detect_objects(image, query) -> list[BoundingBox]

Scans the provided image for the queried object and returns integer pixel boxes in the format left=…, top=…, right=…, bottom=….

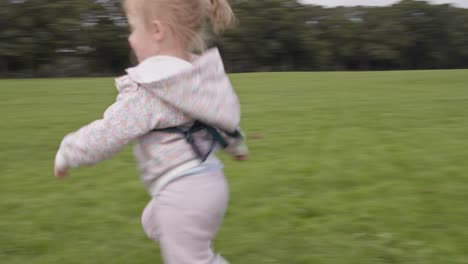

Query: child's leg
left=141, top=198, right=161, bottom=241
left=142, top=171, right=229, bottom=264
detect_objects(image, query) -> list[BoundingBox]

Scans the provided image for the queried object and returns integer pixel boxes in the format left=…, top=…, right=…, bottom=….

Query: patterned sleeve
left=54, top=84, right=158, bottom=171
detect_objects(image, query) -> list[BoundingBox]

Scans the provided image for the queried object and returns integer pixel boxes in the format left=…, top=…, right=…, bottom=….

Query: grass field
left=1, top=70, right=468, bottom=264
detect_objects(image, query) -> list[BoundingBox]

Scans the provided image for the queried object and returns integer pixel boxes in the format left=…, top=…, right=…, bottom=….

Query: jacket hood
left=125, top=48, right=240, bottom=132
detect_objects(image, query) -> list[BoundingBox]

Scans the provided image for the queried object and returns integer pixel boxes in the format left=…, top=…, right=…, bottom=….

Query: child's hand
left=54, top=163, right=69, bottom=179
left=235, top=154, right=248, bottom=161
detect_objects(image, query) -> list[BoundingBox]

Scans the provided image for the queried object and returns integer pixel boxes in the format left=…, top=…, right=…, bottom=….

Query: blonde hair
left=123, top=0, right=236, bottom=52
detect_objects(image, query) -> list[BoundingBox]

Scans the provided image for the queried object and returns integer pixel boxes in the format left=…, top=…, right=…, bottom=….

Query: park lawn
left=1, top=69, right=468, bottom=264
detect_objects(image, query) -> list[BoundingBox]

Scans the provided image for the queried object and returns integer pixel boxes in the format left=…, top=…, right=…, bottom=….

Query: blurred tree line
left=1, top=0, right=468, bottom=77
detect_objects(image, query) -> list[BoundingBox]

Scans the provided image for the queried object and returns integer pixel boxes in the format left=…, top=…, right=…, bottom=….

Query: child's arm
left=54, top=88, right=158, bottom=175
left=222, top=128, right=249, bottom=161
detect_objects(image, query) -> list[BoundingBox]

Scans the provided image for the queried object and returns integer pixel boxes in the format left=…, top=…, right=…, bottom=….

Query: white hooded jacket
left=55, top=48, right=248, bottom=196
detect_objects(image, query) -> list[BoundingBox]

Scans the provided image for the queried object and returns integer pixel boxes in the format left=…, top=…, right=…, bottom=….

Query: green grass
left=1, top=70, right=468, bottom=264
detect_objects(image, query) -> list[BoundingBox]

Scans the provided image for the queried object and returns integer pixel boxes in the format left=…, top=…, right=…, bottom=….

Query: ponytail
left=207, top=0, right=236, bottom=34
left=123, top=0, right=236, bottom=52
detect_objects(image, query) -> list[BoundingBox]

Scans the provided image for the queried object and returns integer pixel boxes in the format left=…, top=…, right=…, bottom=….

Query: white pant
left=142, top=171, right=229, bottom=264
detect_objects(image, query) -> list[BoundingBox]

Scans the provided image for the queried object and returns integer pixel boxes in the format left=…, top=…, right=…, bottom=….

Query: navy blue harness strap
left=151, top=121, right=240, bottom=162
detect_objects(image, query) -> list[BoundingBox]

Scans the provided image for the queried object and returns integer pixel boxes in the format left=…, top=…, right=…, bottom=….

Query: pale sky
left=300, top=0, right=468, bottom=8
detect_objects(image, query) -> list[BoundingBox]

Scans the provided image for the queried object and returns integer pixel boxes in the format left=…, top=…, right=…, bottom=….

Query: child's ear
left=150, top=20, right=165, bottom=41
